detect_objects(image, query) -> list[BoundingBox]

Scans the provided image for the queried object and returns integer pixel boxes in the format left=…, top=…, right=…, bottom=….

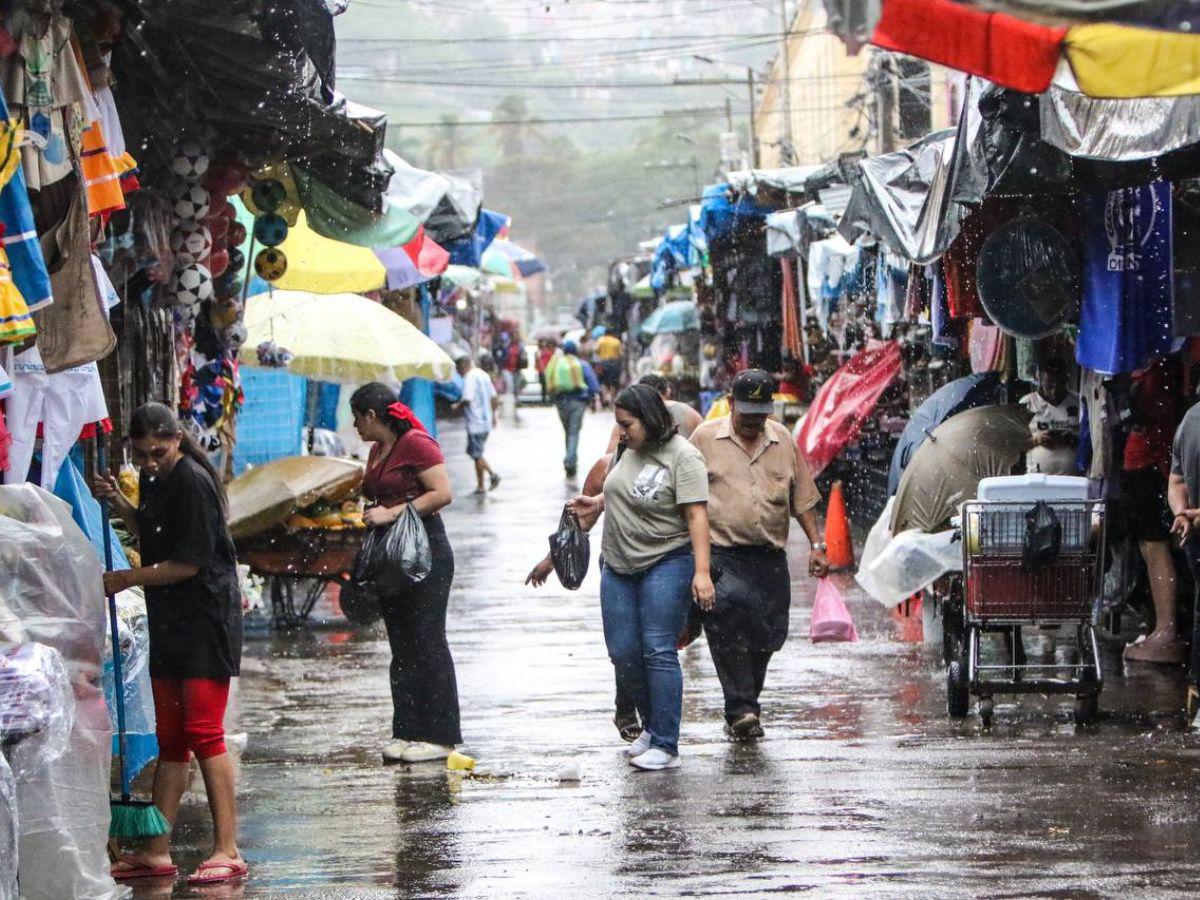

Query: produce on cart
left=228, top=456, right=368, bottom=626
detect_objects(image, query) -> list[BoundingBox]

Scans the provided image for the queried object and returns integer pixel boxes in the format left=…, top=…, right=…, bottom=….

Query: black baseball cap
left=731, top=369, right=775, bottom=414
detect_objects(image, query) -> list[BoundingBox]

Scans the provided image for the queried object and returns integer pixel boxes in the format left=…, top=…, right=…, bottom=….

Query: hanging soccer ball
left=222, top=321, right=248, bottom=349
left=250, top=178, right=287, bottom=213
left=227, top=220, right=247, bottom=247
left=169, top=222, right=212, bottom=264
left=254, top=247, right=287, bottom=281
left=171, top=262, right=213, bottom=306
left=208, top=247, right=230, bottom=278
left=253, top=214, right=288, bottom=248
left=172, top=182, right=210, bottom=223
left=170, top=139, right=210, bottom=183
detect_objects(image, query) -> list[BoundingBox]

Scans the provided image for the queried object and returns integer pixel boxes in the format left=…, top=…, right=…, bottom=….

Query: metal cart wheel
left=947, top=660, right=970, bottom=718
left=979, top=697, right=994, bottom=729
left=268, top=576, right=328, bottom=629
left=942, top=594, right=965, bottom=667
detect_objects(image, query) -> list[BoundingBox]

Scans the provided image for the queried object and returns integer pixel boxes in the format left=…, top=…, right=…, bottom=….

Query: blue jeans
left=555, top=396, right=587, bottom=472
left=600, top=551, right=694, bottom=755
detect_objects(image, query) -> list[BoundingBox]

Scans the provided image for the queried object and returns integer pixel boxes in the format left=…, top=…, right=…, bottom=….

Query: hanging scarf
left=387, top=401, right=426, bottom=433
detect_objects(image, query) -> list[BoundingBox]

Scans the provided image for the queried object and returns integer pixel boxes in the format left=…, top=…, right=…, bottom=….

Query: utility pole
left=877, top=52, right=897, bottom=153
left=747, top=68, right=759, bottom=167
left=778, top=0, right=795, bottom=163
left=725, top=97, right=733, bottom=132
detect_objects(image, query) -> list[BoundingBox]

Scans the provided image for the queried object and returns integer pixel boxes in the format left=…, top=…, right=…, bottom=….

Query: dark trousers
left=379, top=517, right=462, bottom=745
left=1186, top=539, right=1200, bottom=684
left=708, top=640, right=773, bottom=723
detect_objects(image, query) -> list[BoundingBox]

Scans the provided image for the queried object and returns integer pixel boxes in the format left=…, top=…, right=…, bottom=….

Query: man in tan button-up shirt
left=690, top=369, right=827, bottom=740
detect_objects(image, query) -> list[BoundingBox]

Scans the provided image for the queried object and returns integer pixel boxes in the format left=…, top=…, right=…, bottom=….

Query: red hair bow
left=387, top=401, right=426, bottom=433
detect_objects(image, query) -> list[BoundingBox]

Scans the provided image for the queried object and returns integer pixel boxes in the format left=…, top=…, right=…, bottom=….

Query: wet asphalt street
left=137, top=406, right=1200, bottom=899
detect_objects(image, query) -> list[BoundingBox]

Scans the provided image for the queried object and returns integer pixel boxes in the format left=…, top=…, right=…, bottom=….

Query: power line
left=338, top=70, right=862, bottom=89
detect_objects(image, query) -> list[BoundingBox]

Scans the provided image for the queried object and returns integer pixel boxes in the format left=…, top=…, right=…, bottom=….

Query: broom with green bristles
left=98, top=429, right=170, bottom=839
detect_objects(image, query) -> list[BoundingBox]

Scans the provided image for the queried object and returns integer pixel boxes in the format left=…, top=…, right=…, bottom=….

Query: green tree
left=490, top=95, right=541, bottom=159
left=425, top=113, right=463, bottom=169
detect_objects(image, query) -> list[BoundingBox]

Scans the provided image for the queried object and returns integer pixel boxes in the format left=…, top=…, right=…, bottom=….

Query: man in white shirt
left=454, top=355, right=501, bottom=495
left=1020, top=361, right=1079, bottom=476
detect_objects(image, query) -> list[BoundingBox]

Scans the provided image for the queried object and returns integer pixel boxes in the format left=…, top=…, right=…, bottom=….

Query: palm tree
left=490, top=95, right=541, bottom=159
left=425, top=113, right=462, bottom=169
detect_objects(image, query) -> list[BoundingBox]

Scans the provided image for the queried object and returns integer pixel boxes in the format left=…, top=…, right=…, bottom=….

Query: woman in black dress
left=94, top=403, right=246, bottom=886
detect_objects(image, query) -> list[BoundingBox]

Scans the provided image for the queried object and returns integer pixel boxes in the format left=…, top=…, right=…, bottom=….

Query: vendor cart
left=236, top=527, right=365, bottom=628
left=943, top=476, right=1105, bottom=727
left=228, top=456, right=368, bottom=628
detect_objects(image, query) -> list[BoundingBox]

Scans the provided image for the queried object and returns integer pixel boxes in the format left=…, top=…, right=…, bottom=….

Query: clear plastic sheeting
left=857, top=499, right=963, bottom=608
left=1, top=643, right=73, bottom=777
left=0, top=753, right=14, bottom=900
left=0, top=484, right=122, bottom=900
left=101, top=590, right=156, bottom=777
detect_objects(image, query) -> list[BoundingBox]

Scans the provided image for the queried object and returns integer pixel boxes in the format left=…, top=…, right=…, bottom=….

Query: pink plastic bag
left=810, top=578, right=859, bottom=643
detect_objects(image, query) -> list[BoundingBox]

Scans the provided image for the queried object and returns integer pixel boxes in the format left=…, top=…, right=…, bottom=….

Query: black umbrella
left=887, top=371, right=1005, bottom=496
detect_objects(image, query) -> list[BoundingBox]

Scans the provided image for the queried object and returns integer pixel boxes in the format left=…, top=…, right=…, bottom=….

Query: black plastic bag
left=351, top=505, right=432, bottom=592
left=339, top=580, right=380, bottom=626
left=1022, top=501, right=1062, bottom=573
left=549, top=510, right=589, bottom=590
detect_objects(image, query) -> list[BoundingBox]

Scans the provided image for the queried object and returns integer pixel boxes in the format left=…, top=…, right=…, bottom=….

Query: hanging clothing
left=1079, top=368, right=1114, bottom=481
left=1077, top=182, right=1174, bottom=375
left=4, top=343, right=108, bottom=489
left=0, top=85, right=50, bottom=311
left=779, top=257, right=803, bottom=360
left=875, top=249, right=907, bottom=333
left=969, top=319, right=1005, bottom=373
left=931, top=265, right=958, bottom=351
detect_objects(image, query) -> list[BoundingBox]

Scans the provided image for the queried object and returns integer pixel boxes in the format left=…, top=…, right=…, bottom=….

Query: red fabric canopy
left=795, top=340, right=903, bottom=477
left=403, top=226, right=450, bottom=277
left=871, top=0, right=1067, bottom=94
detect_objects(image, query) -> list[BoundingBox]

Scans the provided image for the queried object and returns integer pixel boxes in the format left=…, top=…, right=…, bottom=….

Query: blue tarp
left=234, top=368, right=308, bottom=473
left=697, top=181, right=776, bottom=244
left=447, top=208, right=509, bottom=268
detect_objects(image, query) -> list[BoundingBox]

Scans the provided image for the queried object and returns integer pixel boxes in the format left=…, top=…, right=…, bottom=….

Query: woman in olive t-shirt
left=570, top=384, right=714, bottom=771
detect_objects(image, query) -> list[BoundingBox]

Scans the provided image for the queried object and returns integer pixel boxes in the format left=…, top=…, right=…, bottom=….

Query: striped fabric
left=0, top=87, right=50, bottom=311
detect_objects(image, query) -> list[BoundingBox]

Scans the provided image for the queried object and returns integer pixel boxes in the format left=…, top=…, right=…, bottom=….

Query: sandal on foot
left=1124, top=636, right=1187, bottom=664
left=111, top=859, right=178, bottom=881
left=187, top=859, right=248, bottom=885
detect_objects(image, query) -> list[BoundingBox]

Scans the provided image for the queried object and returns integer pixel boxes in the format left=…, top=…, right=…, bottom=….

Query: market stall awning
left=243, top=290, right=456, bottom=384
left=447, top=208, right=509, bottom=268
left=228, top=456, right=364, bottom=540
left=640, top=300, right=699, bottom=336
left=838, top=130, right=963, bottom=265
left=795, top=340, right=903, bottom=478
left=375, top=227, right=450, bottom=291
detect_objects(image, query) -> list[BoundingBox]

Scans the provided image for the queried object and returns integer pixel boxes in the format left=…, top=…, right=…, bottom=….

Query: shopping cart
left=944, top=480, right=1105, bottom=727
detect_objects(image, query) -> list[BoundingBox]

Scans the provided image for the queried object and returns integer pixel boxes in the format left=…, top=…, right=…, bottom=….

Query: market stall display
left=228, top=456, right=367, bottom=627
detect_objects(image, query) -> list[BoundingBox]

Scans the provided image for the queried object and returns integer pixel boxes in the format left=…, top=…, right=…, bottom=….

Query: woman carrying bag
left=570, top=384, right=714, bottom=771
left=350, top=383, right=460, bottom=764
left=93, top=402, right=246, bottom=886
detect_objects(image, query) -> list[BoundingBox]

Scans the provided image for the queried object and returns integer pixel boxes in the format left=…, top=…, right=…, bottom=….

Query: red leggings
left=152, top=677, right=230, bottom=763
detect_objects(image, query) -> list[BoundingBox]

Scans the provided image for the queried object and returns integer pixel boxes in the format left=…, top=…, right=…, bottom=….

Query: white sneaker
left=625, top=731, right=652, bottom=756
left=400, top=742, right=454, bottom=763
left=629, top=748, right=680, bottom=770
left=382, top=740, right=411, bottom=763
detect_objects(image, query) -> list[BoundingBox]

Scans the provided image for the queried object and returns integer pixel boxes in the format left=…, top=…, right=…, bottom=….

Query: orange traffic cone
left=825, top=480, right=855, bottom=571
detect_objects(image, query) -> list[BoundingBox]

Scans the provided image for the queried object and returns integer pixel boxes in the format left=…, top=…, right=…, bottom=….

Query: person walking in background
left=454, top=355, right=501, bottom=495
left=93, top=403, right=246, bottom=886
left=525, top=452, right=643, bottom=742
left=607, top=374, right=702, bottom=452
left=593, top=325, right=624, bottom=407
left=536, top=339, right=556, bottom=404
left=351, top=383, right=462, bottom=764
left=569, top=384, right=714, bottom=770
left=690, top=370, right=828, bottom=741
left=547, top=339, right=600, bottom=479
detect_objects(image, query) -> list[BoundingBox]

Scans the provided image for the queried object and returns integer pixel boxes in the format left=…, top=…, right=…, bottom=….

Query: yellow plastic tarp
left=227, top=455, right=364, bottom=539
left=1067, top=23, right=1200, bottom=98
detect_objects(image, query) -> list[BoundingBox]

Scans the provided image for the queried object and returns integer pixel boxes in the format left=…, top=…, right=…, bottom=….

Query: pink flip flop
left=111, top=859, right=178, bottom=881
left=187, top=859, right=249, bottom=885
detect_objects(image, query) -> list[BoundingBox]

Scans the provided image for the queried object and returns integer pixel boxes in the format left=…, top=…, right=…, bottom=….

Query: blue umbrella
left=887, top=372, right=1006, bottom=496
left=640, top=300, right=699, bottom=336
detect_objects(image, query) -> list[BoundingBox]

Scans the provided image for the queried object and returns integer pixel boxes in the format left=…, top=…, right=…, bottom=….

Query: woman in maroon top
left=351, top=383, right=460, bottom=763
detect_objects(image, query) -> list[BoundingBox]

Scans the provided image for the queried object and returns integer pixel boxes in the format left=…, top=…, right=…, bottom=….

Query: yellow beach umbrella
left=243, top=289, right=456, bottom=384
